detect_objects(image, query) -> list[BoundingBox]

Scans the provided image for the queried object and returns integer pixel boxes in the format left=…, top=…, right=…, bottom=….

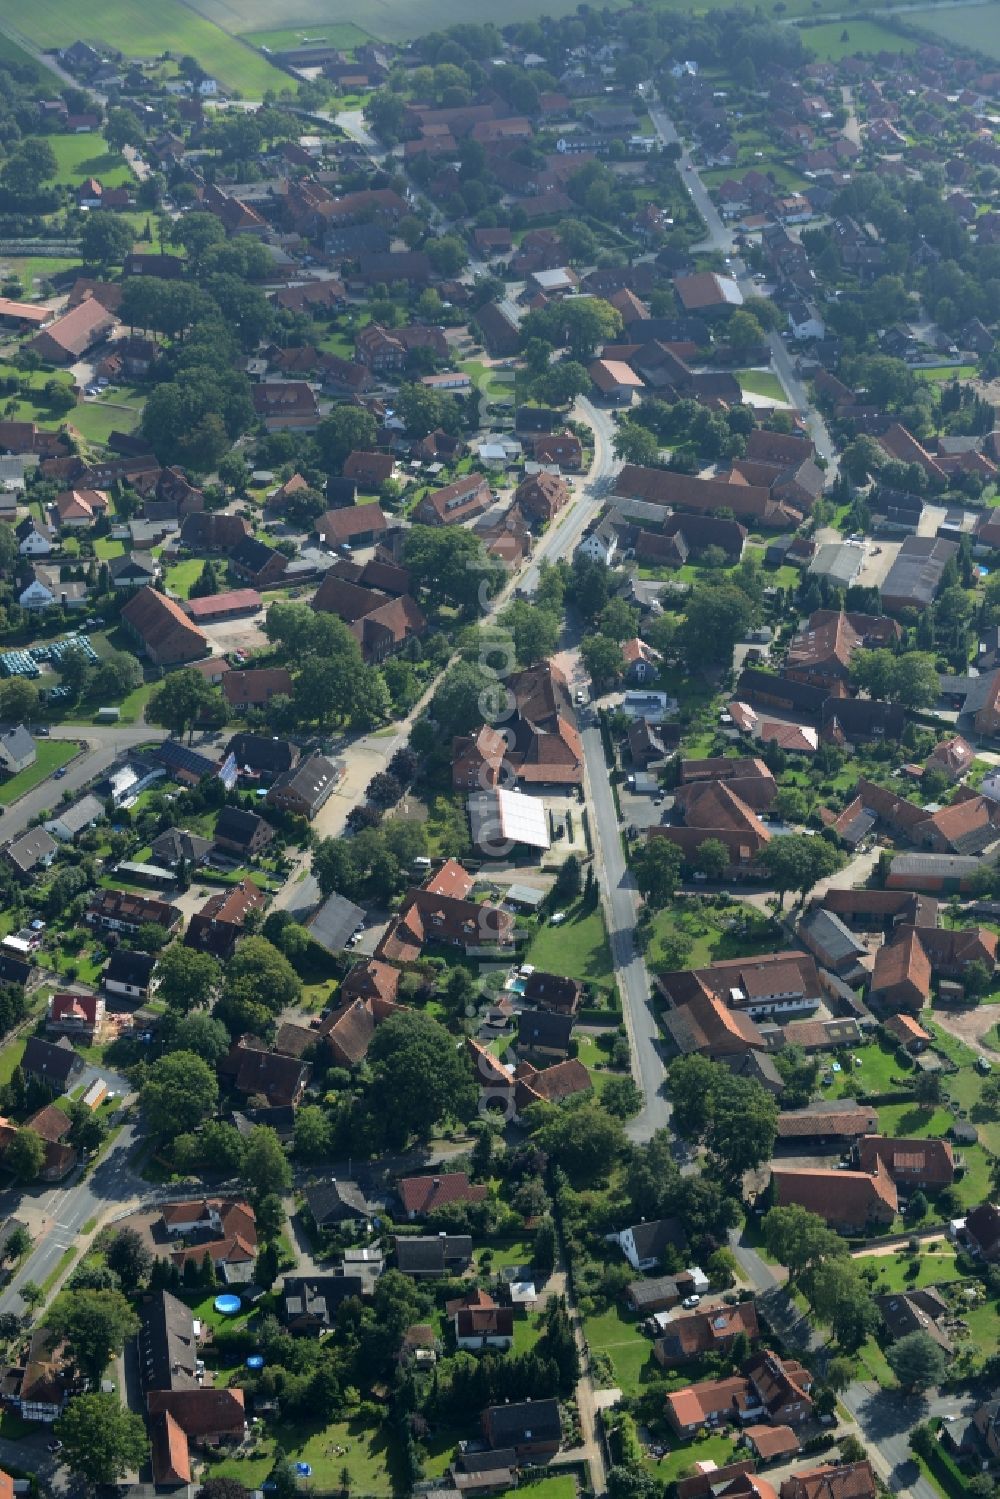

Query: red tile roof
left=398, top=1172, right=488, bottom=1216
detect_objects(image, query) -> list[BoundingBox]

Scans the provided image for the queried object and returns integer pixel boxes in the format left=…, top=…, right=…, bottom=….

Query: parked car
left=681, top=1294, right=701, bottom=1309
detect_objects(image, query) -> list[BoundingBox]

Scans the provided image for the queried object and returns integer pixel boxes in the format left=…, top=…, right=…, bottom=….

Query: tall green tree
left=46, top=1290, right=140, bottom=1388
left=54, top=1394, right=148, bottom=1486
left=147, top=669, right=223, bottom=742
left=140, top=1052, right=219, bottom=1138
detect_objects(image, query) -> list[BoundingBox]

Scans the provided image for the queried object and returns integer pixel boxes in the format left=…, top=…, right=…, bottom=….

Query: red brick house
left=854, top=1135, right=955, bottom=1188
left=185, top=879, right=265, bottom=959
left=121, top=587, right=207, bottom=667
left=414, top=473, right=492, bottom=526
left=514, top=471, right=571, bottom=524
left=771, top=1161, right=898, bottom=1231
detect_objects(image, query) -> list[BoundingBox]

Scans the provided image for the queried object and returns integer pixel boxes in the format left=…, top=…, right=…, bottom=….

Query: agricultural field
left=242, top=23, right=373, bottom=51
left=0, top=30, right=61, bottom=81
left=4, top=0, right=289, bottom=95
left=797, top=19, right=919, bottom=61
left=186, top=0, right=627, bottom=43
left=910, top=2, right=1000, bottom=60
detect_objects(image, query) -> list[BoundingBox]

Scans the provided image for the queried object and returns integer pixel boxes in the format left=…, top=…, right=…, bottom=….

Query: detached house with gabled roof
left=398, top=1172, right=488, bottom=1219
left=415, top=474, right=492, bottom=526
left=185, top=879, right=265, bottom=959
left=855, top=1135, right=955, bottom=1188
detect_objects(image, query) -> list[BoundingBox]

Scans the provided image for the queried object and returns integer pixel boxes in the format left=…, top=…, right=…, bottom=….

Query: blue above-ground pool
left=246, top=1355, right=265, bottom=1370
left=214, top=1294, right=242, bottom=1316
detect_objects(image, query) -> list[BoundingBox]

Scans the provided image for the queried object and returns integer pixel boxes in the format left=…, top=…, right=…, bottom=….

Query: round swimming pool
left=214, top=1294, right=242, bottom=1316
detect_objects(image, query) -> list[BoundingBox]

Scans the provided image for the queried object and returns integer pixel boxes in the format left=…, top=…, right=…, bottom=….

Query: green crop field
left=186, top=0, right=626, bottom=44
left=910, top=2, right=1000, bottom=59
left=4, top=0, right=289, bottom=95
left=0, top=30, right=61, bottom=81
left=797, top=20, right=919, bottom=61
left=241, top=23, right=374, bottom=51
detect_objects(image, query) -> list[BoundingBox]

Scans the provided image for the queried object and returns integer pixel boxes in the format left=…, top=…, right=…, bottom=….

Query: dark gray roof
left=518, top=1011, right=574, bottom=1052
left=226, top=732, right=298, bottom=774
left=105, top=949, right=156, bottom=989
left=880, top=535, right=958, bottom=609
left=721, top=1049, right=785, bottom=1089
left=22, top=1035, right=84, bottom=1084
left=626, top=1217, right=685, bottom=1261
left=309, top=892, right=366, bottom=955
left=395, top=1235, right=472, bottom=1273
left=214, top=805, right=272, bottom=850
left=4, top=826, right=57, bottom=874
left=156, top=740, right=219, bottom=780
left=484, top=1398, right=561, bottom=1446
left=0, top=953, right=31, bottom=986
left=798, top=907, right=867, bottom=963
left=138, top=1290, right=198, bottom=1392
left=109, top=552, right=158, bottom=581
left=150, top=827, right=214, bottom=866
left=230, top=535, right=282, bottom=573
left=268, top=752, right=337, bottom=811
left=304, top=1178, right=375, bottom=1226
left=0, top=725, right=35, bottom=763
left=281, top=1275, right=366, bottom=1325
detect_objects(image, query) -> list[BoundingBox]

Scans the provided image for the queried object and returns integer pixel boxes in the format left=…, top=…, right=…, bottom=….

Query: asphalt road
left=580, top=714, right=668, bottom=1142
left=519, top=399, right=670, bottom=1143
left=648, top=97, right=838, bottom=473
left=2, top=722, right=165, bottom=844
left=729, top=1229, right=979, bottom=1499
left=0, top=1114, right=142, bottom=1317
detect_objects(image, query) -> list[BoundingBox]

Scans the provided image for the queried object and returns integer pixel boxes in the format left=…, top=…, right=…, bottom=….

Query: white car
left=681, top=1294, right=701, bottom=1309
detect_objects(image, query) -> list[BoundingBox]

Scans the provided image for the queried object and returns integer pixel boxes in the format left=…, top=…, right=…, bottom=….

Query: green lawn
left=69, top=397, right=143, bottom=446
left=0, top=738, right=77, bottom=805
left=644, top=899, right=778, bottom=973
left=1, top=255, right=82, bottom=297
left=575, top=1033, right=628, bottom=1097
left=0, top=1039, right=26, bottom=1088
left=11, top=0, right=291, bottom=94
left=876, top=1102, right=954, bottom=1138
left=857, top=1335, right=896, bottom=1389
left=526, top=898, right=615, bottom=991
left=165, top=559, right=205, bottom=599
left=93, top=537, right=125, bottom=560
left=825, top=1040, right=910, bottom=1099
left=214, top=1414, right=400, bottom=1493
left=737, top=370, right=787, bottom=402
left=915, top=365, right=978, bottom=383
left=911, top=2, right=1000, bottom=59
left=584, top=1303, right=658, bottom=1396
left=853, top=1243, right=965, bottom=1293
left=473, top=1237, right=533, bottom=1272
left=44, top=133, right=133, bottom=188
left=651, top=1434, right=740, bottom=1483
left=797, top=19, right=919, bottom=59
